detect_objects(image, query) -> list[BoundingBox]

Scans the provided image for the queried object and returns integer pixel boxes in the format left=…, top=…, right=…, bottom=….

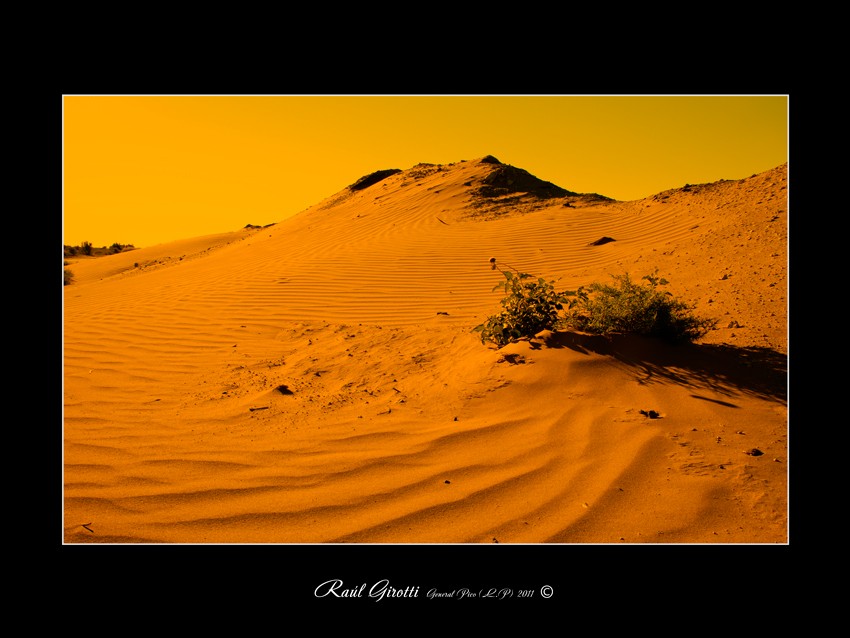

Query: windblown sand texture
left=63, top=156, right=788, bottom=544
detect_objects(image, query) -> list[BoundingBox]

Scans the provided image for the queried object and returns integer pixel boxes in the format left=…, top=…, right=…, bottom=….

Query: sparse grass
left=562, top=270, right=717, bottom=342
left=475, top=261, right=716, bottom=347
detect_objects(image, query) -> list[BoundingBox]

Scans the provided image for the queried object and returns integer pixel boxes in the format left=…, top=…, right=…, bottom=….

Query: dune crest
left=64, top=156, right=788, bottom=543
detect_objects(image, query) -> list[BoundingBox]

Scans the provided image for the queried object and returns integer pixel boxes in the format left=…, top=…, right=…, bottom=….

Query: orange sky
left=63, top=95, right=788, bottom=248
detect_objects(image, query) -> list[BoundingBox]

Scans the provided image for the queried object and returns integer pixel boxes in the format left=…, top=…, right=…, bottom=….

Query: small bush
left=475, top=262, right=715, bottom=347
left=64, top=268, right=74, bottom=286
left=81, top=241, right=92, bottom=256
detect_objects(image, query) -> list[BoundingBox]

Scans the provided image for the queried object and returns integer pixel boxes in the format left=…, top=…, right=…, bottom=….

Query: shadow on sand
left=533, top=331, right=787, bottom=406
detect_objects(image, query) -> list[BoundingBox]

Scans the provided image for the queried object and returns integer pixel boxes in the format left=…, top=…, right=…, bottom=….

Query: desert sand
left=63, top=155, right=788, bottom=544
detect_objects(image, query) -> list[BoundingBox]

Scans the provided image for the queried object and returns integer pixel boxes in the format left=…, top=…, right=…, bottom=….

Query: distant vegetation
left=64, top=242, right=136, bottom=258
left=475, top=261, right=717, bottom=347
left=63, top=242, right=136, bottom=286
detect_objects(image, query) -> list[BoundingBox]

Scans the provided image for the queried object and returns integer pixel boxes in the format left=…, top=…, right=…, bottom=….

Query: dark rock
left=477, top=164, right=571, bottom=199
left=276, top=384, right=294, bottom=395
left=589, top=236, right=616, bottom=246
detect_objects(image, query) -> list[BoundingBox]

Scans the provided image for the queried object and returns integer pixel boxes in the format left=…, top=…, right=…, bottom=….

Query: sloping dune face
left=63, top=157, right=788, bottom=543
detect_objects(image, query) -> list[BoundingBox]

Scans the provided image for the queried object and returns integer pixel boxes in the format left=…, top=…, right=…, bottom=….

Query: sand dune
left=63, top=156, right=788, bottom=543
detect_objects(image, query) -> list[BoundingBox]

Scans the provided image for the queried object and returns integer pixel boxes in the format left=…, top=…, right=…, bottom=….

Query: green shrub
left=475, top=262, right=715, bottom=347
left=64, top=268, right=74, bottom=286
left=563, top=271, right=717, bottom=342
left=473, top=261, right=572, bottom=347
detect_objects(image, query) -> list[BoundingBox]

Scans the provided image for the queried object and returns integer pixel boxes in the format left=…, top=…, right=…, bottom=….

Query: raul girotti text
left=314, top=579, right=552, bottom=601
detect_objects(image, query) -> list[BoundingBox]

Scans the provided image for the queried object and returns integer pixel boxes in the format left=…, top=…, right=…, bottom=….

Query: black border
left=55, top=90, right=799, bottom=615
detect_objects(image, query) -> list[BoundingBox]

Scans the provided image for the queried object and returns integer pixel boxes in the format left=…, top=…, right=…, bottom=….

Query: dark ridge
left=589, top=236, right=616, bottom=246
left=348, top=169, right=402, bottom=191
left=479, top=155, right=502, bottom=164
left=476, top=164, right=575, bottom=200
